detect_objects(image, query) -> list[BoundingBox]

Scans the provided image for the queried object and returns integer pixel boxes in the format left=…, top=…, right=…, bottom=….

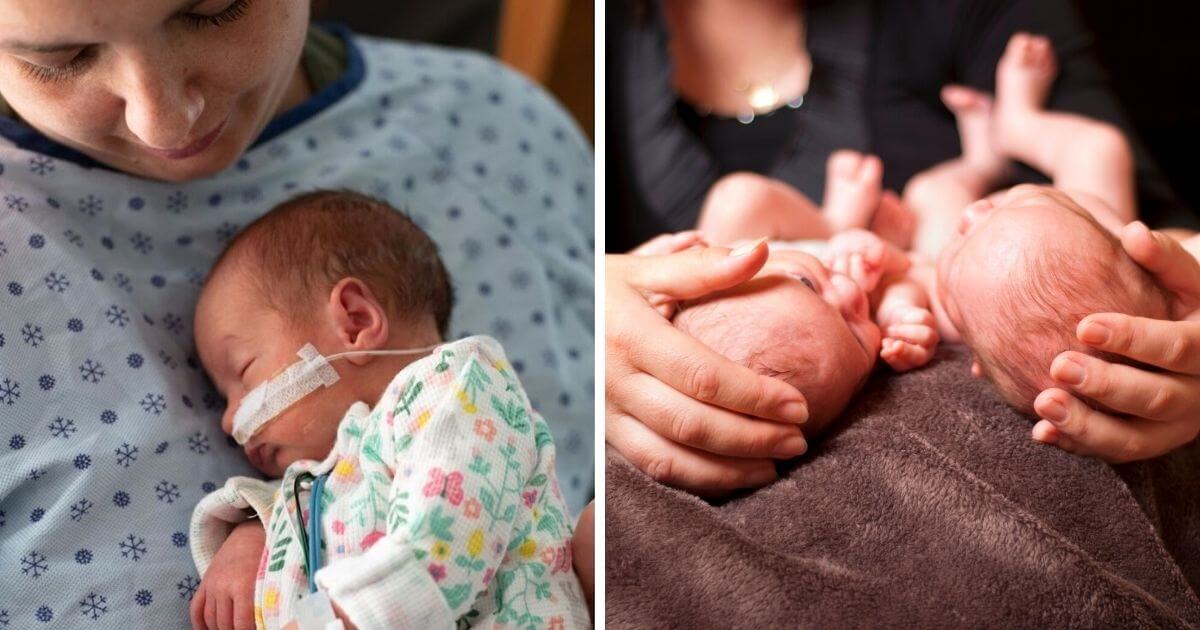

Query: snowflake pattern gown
left=0, top=28, right=593, bottom=628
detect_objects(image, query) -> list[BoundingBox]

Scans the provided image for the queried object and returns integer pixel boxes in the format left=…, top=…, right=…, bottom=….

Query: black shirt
left=606, top=0, right=1194, bottom=252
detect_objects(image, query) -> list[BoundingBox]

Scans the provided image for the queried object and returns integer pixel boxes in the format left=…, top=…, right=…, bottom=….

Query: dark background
left=314, top=0, right=594, bottom=140
left=1076, top=1, right=1200, bottom=216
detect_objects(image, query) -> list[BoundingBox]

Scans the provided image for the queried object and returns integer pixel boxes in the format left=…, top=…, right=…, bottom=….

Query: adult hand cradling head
left=605, top=240, right=812, bottom=495
left=1032, top=222, right=1200, bottom=462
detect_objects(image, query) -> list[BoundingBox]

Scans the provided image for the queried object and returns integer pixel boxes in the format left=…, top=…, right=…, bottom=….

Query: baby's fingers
left=881, top=338, right=932, bottom=371
left=884, top=324, right=938, bottom=349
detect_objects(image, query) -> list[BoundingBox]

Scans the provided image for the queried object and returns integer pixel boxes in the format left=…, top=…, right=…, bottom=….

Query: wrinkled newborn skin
left=937, top=185, right=1168, bottom=411
left=675, top=250, right=881, bottom=434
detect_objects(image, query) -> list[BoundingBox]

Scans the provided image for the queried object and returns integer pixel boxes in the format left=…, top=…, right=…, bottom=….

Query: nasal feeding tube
left=230, top=342, right=441, bottom=444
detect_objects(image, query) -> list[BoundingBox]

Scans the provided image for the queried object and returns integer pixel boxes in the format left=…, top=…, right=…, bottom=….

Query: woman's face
left=0, top=0, right=310, bottom=182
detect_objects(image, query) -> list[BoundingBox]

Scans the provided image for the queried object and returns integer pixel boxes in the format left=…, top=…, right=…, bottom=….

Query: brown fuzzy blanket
left=606, top=345, right=1200, bottom=628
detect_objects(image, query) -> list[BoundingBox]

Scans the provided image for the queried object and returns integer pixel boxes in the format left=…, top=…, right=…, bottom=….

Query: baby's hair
left=962, top=234, right=1169, bottom=413
left=210, top=190, right=454, bottom=336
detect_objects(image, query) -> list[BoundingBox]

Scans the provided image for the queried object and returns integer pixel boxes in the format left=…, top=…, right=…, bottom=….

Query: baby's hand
left=190, top=519, right=265, bottom=630
left=825, top=229, right=910, bottom=293
left=880, top=305, right=939, bottom=372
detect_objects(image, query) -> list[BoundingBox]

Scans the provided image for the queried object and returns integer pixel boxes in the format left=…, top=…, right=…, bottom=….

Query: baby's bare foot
left=823, top=150, right=882, bottom=232
left=994, top=32, right=1058, bottom=150
left=941, top=84, right=1008, bottom=181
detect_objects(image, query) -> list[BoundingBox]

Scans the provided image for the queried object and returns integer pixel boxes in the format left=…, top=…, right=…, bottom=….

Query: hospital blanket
left=606, top=345, right=1200, bottom=628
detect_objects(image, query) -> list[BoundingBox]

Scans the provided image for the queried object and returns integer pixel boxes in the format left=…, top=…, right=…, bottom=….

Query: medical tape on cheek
left=231, top=343, right=340, bottom=445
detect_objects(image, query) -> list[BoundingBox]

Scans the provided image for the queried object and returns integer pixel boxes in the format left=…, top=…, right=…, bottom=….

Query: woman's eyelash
left=20, top=49, right=95, bottom=84
left=183, top=0, right=252, bottom=28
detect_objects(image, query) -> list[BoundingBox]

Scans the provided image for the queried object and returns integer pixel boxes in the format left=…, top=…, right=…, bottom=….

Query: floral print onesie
left=190, top=336, right=590, bottom=629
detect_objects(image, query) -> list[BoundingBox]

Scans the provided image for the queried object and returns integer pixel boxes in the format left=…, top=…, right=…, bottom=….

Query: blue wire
left=307, top=474, right=328, bottom=594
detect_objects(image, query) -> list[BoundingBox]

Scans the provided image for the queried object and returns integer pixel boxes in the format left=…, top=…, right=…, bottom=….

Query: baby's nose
left=827, top=272, right=870, bottom=323
left=958, top=198, right=995, bottom=236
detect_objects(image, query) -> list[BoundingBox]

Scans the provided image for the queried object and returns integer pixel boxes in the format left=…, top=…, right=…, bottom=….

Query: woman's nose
left=119, top=58, right=205, bottom=149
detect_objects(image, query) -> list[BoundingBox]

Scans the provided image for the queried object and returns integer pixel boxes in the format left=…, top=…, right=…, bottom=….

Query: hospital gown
left=0, top=28, right=593, bottom=628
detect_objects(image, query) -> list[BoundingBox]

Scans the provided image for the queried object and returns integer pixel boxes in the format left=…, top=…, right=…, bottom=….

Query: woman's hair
left=211, top=190, right=454, bottom=336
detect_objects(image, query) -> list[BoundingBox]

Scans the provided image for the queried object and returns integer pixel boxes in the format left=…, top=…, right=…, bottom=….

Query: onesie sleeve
left=189, top=476, right=278, bottom=576
left=314, top=338, right=542, bottom=628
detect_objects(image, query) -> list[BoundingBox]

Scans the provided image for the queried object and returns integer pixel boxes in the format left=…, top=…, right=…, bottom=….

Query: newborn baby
left=189, top=191, right=589, bottom=629
left=674, top=248, right=883, bottom=433
left=937, top=187, right=1169, bottom=412
left=921, top=33, right=1171, bottom=414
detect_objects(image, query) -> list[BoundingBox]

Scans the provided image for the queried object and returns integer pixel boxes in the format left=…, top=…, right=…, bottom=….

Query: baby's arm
left=189, top=520, right=265, bottom=630
left=313, top=341, right=582, bottom=628
left=697, top=172, right=831, bottom=245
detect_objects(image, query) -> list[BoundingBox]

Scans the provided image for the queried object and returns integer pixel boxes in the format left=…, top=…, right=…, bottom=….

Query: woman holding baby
left=0, top=1, right=594, bottom=628
left=606, top=0, right=1200, bottom=493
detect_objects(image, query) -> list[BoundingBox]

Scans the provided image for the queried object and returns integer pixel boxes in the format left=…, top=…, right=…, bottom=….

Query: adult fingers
left=629, top=230, right=705, bottom=256
left=619, top=305, right=808, bottom=423
left=606, top=412, right=778, bottom=495
left=619, top=372, right=808, bottom=458
left=1034, top=388, right=1199, bottom=463
left=189, top=585, right=208, bottom=630
left=619, top=240, right=769, bottom=300
left=1120, top=221, right=1200, bottom=311
left=1050, top=350, right=1200, bottom=420
left=1076, top=315, right=1200, bottom=375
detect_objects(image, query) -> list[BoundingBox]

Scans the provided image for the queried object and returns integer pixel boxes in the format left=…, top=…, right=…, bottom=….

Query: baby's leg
left=697, top=172, right=831, bottom=244
left=905, top=86, right=1011, bottom=259
left=823, top=150, right=885, bottom=233
left=994, top=33, right=1136, bottom=220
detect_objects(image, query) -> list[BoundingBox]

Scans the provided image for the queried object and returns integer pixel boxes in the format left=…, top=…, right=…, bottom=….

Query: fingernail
left=779, top=399, right=809, bottom=424
left=773, top=434, right=808, bottom=458
left=1055, top=358, right=1085, bottom=386
left=729, top=237, right=767, bottom=257
left=1031, top=421, right=1058, bottom=444
left=1041, top=400, right=1068, bottom=423
left=1079, top=320, right=1110, bottom=345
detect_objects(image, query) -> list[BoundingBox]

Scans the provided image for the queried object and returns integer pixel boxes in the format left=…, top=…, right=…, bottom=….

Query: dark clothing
left=606, top=0, right=1195, bottom=252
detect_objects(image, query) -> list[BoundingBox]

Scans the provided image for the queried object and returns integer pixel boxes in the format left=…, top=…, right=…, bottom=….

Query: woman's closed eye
left=19, top=48, right=97, bottom=84
left=181, top=0, right=254, bottom=29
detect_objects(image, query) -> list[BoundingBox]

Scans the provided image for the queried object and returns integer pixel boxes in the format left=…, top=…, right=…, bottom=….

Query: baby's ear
left=327, top=277, right=390, bottom=363
left=970, top=359, right=983, bottom=378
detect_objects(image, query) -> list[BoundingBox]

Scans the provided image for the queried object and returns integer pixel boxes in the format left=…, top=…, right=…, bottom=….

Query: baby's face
left=677, top=250, right=880, bottom=429
left=937, top=185, right=1109, bottom=332
left=194, top=268, right=357, bottom=477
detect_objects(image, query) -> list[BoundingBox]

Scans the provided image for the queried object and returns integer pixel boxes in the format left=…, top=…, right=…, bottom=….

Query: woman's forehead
left=0, top=0, right=199, bottom=44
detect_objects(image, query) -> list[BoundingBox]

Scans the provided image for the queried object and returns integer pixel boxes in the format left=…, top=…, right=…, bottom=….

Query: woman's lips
left=143, top=117, right=227, bottom=160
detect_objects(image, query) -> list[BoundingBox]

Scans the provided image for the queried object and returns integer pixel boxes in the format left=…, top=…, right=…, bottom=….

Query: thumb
left=627, top=238, right=769, bottom=300
left=1121, top=221, right=1200, bottom=313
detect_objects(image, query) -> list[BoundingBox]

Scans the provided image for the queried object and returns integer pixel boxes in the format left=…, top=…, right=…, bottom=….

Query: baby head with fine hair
left=673, top=249, right=882, bottom=434
left=937, top=185, right=1170, bottom=413
left=194, top=189, right=453, bottom=476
